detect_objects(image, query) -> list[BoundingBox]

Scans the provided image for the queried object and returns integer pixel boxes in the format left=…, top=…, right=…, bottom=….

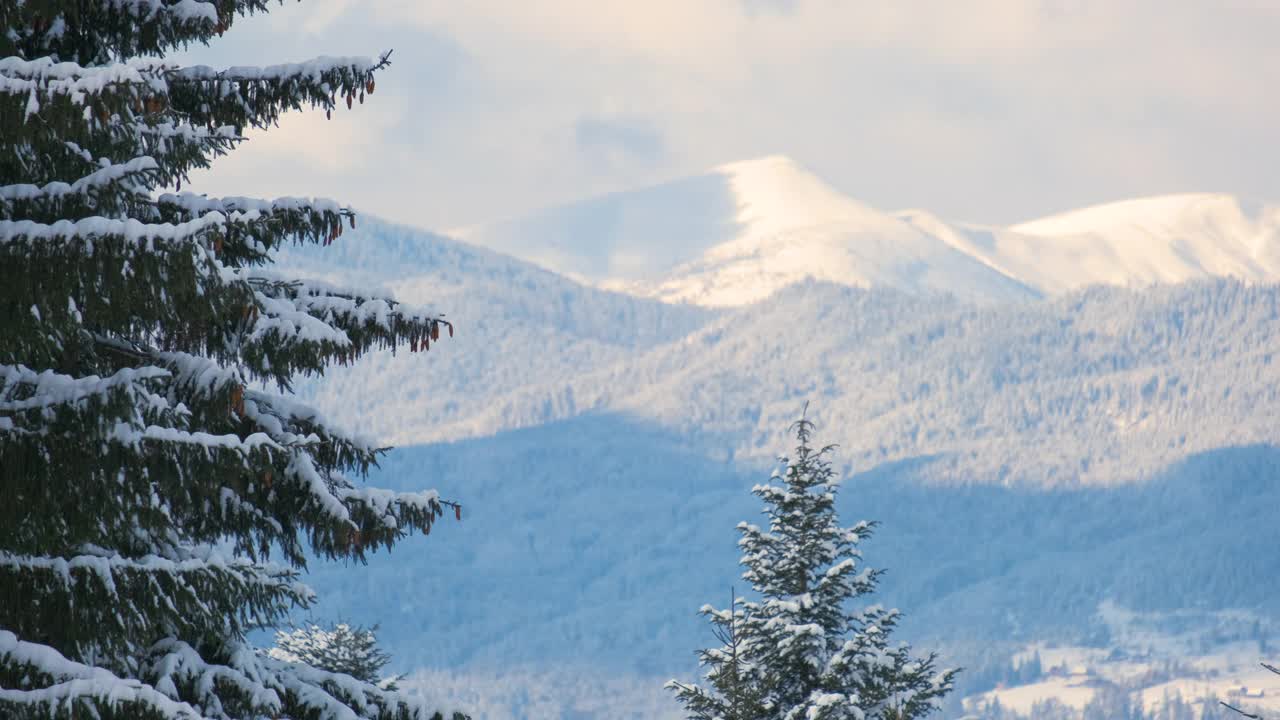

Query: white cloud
left=185, top=97, right=404, bottom=202
left=185, top=1, right=1280, bottom=229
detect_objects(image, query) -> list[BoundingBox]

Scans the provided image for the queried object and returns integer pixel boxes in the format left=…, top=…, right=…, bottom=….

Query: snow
left=455, top=155, right=1036, bottom=305
left=278, top=211, right=1280, bottom=487
left=0, top=550, right=312, bottom=600
left=451, top=155, right=1279, bottom=307
left=243, top=270, right=444, bottom=326
left=139, top=121, right=241, bottom=142
left=148, top=639, right=285, bottom=716
left=252, top=291, right=356, bottom=347
left=173, top=57, right=376, bottom=83
left=159, top=192, right=344, bottom=218
left=975, top=676, right=1098, bottom=714
left=1, top=54, right=369, bottom=110
left=0, top=213, right=227, bottom=247
left=927, top=193, right=1280, bottom=295
left=0, top=156, right=158, bottom=202
left=244, top=390, right=378, bottom=452
left=972, top=635, right=1280, bottom=718
left=0, top=630, right=204, bottom=718
left=335, top=484, right=441, bottom=518
left=0, top=58, right=170, bottom=120
left=0, top=56, right=167, bottom=88
left=0, top=365, right=169, bottom=414
left=287, top=454, right=356, bottom=525
left=111, top=423, right=281, bottom=453
left=108, top=0, right=219, bottom=23
left=157, top=350, right=242, bottom=395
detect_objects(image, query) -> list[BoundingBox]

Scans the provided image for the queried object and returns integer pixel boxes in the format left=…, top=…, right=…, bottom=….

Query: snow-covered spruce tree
left=0, top=3, right=464, bottom=719
left=668, top=416, right=956, bottom=720
left=270, top=623, right=394, bottom=687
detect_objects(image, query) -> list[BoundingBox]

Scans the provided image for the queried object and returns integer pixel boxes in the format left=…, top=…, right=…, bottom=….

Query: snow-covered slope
left=627, top=157, right=1037, bottom=305
left=453, top=156, right=1280, bottom=306
left=279, top=218, right=1280, bottom=483
left=903, top=193, right=1280, bottom=295
left=430, top=279, right=1280, bottom=486
left=274, top=216, right=714, bottom=444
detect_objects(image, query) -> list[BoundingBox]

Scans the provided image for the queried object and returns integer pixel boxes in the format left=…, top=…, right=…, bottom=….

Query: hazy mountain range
left=275, top=158, right=1280, bottom=717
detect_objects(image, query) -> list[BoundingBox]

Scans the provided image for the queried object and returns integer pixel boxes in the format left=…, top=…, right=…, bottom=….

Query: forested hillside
left=301, top=419, right=1280, bottom=680
left=291, top=221, right=1280, bottom=486
left=277, top=216, right=712, bottom=443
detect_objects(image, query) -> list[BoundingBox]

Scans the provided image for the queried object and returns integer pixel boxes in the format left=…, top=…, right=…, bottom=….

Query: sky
left=181, top=1, right=1280, bottom=232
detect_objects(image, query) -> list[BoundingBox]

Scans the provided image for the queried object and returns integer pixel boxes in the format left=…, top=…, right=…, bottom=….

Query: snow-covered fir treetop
left=2, top=3, right=463, bottom=718
left=670, top=417, right=955, bottom=719
left=269, top=623, right=396, bottom=686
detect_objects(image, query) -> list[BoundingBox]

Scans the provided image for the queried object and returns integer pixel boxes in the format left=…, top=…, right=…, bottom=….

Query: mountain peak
left=712, top=152, right=800, bottom=174
left=711, top=154, right=888, bottom=240
left=448, top=160, right=1278, bottom=307
left=450, top=155, right=878, bottom=286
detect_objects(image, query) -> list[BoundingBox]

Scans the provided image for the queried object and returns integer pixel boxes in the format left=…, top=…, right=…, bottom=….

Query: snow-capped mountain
left=283, top=216, right=1280, bottom=486
left=453, top=155, right=1280, bottom=306
left=906, top=193, right=1280, bottom=296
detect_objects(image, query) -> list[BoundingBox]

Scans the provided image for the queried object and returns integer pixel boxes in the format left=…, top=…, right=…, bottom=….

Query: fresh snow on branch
left=155, top=349, right=243, bottom=395
left=0, top=550, right=313, bottom=601
left=0, top=213, right=226, bottom=246
left=110, top=423, right=282, bottom=454
left=0, top=55, right=167, bottom=88
left=0, top=156, right=158, bottom=202
left=335, top=482, right=442, bottom=521
left=158, top=192, right=344, bottom=218
left=1, top=55, right=372, bottom=94
left=148, top=639, right=286, bottom=717
left=0, top=364, right=169, bottom=413
left=106, top=0, right=221, bottom=23
left=244, top=390, right=380, bottom=453
left=252, top=290, right=357, bottom=347
left=0, top=630, right=205, bottom=719
left=246, top=271, right=449, bottom=327
left=173, top=56, right=377, bottom=83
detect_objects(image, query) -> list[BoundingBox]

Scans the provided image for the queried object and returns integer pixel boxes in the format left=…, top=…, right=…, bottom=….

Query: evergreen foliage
left=0, top=2, right=462, bottom=718
left=270, top=623, right=394, bottom=687
left=668, top=415, right=956, bottom=719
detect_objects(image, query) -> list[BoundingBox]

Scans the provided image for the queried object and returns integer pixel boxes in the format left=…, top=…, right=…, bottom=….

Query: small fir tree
left=668, top=414, right=956, bottom=720
left=1, top=2, right=463, bottom=719
left=270, top=622, right=394, bottom=686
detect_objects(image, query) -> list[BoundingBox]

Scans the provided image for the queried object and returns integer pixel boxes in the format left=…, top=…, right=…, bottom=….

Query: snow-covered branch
left=0, top=630, right=206, bottom=719
left=0, top=213, right=226, bottom=248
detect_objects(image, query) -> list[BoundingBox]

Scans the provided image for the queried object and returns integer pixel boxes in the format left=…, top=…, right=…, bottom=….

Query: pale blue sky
left=181, top=1, right=1280, bottom=230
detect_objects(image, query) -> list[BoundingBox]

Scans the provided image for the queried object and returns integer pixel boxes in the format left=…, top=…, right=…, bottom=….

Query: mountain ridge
left=451, top=156, right=1280, bottom=307
left=279, top=213, right=1280, bottom=486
